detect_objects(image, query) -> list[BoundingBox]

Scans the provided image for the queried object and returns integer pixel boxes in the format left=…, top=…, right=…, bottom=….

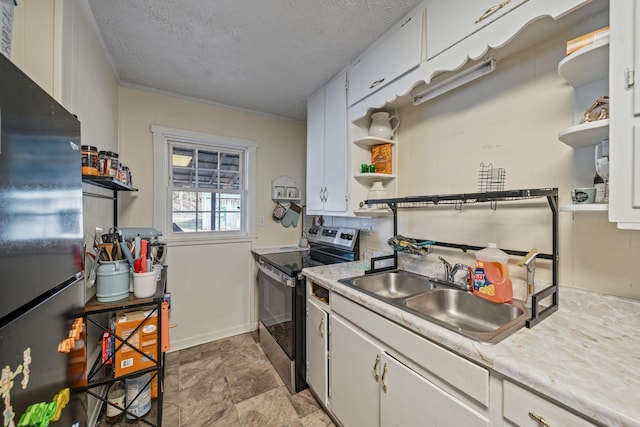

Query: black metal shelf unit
left=84, top=278, right=166, bottom=427
left=365, top=188, right=559, bottom=328
left=82, top=175, right=138, bottom=227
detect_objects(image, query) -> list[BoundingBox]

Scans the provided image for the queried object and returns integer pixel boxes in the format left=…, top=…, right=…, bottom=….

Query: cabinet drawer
left=426, top=0, right=528, bottom=60
left=347, top=10, right=423, bottom=106
left=332, top=293, right=489, bottom=407
left=503, top=380, right=597, bottom=426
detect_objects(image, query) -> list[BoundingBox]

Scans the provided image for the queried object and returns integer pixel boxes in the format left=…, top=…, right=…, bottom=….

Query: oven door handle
left=257, top=262, right=295, bottom=288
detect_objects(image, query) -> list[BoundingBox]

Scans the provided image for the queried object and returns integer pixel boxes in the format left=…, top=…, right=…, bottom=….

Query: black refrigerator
left=0, top=54, right=87, bottom=426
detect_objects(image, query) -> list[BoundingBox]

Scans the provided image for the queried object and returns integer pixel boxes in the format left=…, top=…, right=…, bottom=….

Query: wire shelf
left=477, top=162, right=505, bottom=192
left=365, top=188, right=557, bottom=209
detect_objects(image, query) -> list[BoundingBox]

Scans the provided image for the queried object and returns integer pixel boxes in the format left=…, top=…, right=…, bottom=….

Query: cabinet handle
left=529, top=411, right=550, bottom=427
left=369, top=78, right=385, bottom=89
left=475, top=0, right=511, bottom=24
left=381, top=363, right=388, bottom=393
left=373, top=355, right=380, bottom=382
left=323, top=187, right=329, bottom=202
left=318, top=317, right=324, bottom=338
left=319, top=187, right=324, bottom=202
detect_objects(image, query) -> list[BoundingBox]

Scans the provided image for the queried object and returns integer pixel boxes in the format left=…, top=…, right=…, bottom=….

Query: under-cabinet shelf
left=353, top=136, right=396, bottom=148
left=558, top=119, right=609, bottom=148
left=558, top=39, right=609, bottom=87
left=560, top=203, right=608, bottom=212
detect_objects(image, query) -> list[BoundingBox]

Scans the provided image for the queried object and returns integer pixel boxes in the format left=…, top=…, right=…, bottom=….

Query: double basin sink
left=338, top=270, right=529, bottom=344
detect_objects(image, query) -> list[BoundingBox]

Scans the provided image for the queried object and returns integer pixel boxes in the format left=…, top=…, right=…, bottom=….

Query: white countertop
left=302, top=261, right=640, bottom=427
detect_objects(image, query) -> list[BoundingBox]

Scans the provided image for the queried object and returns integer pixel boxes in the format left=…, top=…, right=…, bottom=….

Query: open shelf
left=558, top=119, right=609, bottom=148
left=354, top=173, right=396, bottom=183
left=353, top=136, right=397, bottom=148
left=560, top=203, right=608, bottom=212
left=558, top=39, right=609, bottom=87
left=82, top=175, right=137, bottom=192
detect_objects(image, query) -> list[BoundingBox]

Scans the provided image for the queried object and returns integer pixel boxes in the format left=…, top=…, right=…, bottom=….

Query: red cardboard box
left=114, top=309, right=158, bottom=378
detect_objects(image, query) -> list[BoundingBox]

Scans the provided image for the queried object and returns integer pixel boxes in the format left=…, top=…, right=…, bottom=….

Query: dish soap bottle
left=473, top=243, right=512, bottom=303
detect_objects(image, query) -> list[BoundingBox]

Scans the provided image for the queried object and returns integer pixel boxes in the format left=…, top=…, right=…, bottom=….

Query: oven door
left=258, top=264, right=295, bottom=360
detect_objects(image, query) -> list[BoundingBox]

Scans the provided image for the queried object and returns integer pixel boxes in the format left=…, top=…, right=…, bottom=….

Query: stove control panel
left=308, top=226, right=358, bottom=250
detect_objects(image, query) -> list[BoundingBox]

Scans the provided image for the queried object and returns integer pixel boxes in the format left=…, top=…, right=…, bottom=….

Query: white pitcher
left=369, top=112, right=399, bottom=139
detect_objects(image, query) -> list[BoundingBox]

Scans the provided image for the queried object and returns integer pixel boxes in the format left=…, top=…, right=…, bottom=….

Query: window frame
left=152, top=125, right=257, bottom=244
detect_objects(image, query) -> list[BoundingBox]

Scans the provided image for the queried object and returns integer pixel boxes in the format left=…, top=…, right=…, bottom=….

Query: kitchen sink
left=339, top=270, right=529, bottom=344
left=346, top=270, right=436, bottom=300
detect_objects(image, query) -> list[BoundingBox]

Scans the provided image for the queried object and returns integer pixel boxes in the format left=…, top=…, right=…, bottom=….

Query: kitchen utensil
left=121, top=241, right=135, bottom=268
left=369, top=111, right=399, bottom=139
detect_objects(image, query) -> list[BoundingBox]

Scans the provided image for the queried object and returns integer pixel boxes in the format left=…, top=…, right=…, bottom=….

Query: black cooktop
left=260, top=251, right=313, bottom=277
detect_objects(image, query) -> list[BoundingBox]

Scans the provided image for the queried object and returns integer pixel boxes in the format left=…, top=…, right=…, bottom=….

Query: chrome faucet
left=517, top=248, right=540, bottom=308
left=438, top=256, right=473, bottom=291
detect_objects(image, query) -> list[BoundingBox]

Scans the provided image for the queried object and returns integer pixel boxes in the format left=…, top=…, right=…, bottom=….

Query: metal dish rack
left=365, top=188, right=558, bottom=328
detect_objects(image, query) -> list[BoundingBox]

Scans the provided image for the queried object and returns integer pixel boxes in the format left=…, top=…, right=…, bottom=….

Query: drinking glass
left=595, top=139, right=609, bottom=202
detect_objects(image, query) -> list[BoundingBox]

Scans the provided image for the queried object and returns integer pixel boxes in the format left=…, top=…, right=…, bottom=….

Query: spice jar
left=107, top=152, right=120, bottom=177
left=81, top=145, right=99, bottom=176
left=98, top=151, right=109, bottom=175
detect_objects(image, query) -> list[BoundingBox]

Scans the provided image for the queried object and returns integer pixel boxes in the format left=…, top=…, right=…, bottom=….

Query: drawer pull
left=381, top=363, right=388, bottom=393
left=369, top=78, right=385, bottom=89
left=373, top=355, right=380, bottom=382
left=529, top=411, right=550, bottom=427
left=475, top=0, right=511, bottom=24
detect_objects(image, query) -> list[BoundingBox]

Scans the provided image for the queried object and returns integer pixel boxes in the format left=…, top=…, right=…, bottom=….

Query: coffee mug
left=571, top=188, right=596, bottom=204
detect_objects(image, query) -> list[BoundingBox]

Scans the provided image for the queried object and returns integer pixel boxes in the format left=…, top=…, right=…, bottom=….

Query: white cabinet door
left=609, top=0, right=640, bottom=227
left=348, top=10, right=423, bottom=106
left=380, top=354, right=489, bottom=427
left=426, top=0, right=528, bottom=60
left=323, top=73, right=348, bottom=213
left=306, top=299, right=329, bottom=407
left=305, top=73, right=347, bottom=214
left=635, top=0, right=640, bottom=118
left=306, top=87, right=326, bottom=212
left=330, top=315, right=381, bottom=427
left=503, top=380, right=597, bottom=426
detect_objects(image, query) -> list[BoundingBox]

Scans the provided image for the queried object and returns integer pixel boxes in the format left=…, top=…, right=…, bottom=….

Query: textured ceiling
left=86, top=0, right=424, bottom=121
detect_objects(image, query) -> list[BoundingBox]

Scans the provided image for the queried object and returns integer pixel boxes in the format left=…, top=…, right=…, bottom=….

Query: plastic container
left=125, top=373, right=151, bottom=420
left=473, top=243, right=512, bottom=303
left=96, top=260, right=130, bottom=302
left=106, top=380, right=125, bottom=422
left=133, top=271, right=157, bottom=298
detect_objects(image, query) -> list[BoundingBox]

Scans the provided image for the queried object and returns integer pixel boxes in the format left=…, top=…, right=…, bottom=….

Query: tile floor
left=100, top=331, right=335, bottom=426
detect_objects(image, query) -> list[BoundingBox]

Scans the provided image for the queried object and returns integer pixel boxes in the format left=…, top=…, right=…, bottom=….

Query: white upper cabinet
left=426, top=0, right=529, bottom=60
left=306, top=73, right=348, bottom=215
left=609, top=0, right=640, bottom=228
left=347, top=9, right=424, bottom=107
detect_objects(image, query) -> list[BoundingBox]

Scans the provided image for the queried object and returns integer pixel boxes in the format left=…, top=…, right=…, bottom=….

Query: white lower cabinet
left=503, top=380, right=597, bottom=426
left=306, top=298, right=329, bottom=407
left=330, top=313, right=489, bottom=427
left=330, top=315, right=380, bottom=427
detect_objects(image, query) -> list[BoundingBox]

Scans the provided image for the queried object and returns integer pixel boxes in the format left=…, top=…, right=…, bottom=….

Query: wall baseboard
left=168, top=323, right=256, bottom=353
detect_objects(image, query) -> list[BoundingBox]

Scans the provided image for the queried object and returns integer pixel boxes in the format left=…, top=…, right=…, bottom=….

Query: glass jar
left=81, top=145, right=99, bottom=175
left=98, top=151, right=109, bottom=175
left=107, top=151, right=119, bottom=177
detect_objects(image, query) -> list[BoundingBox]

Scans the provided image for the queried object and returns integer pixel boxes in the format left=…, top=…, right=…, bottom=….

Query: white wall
left=360, top=30, right=640, bottom=299
left=117, top=87, right=306, bottom=349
